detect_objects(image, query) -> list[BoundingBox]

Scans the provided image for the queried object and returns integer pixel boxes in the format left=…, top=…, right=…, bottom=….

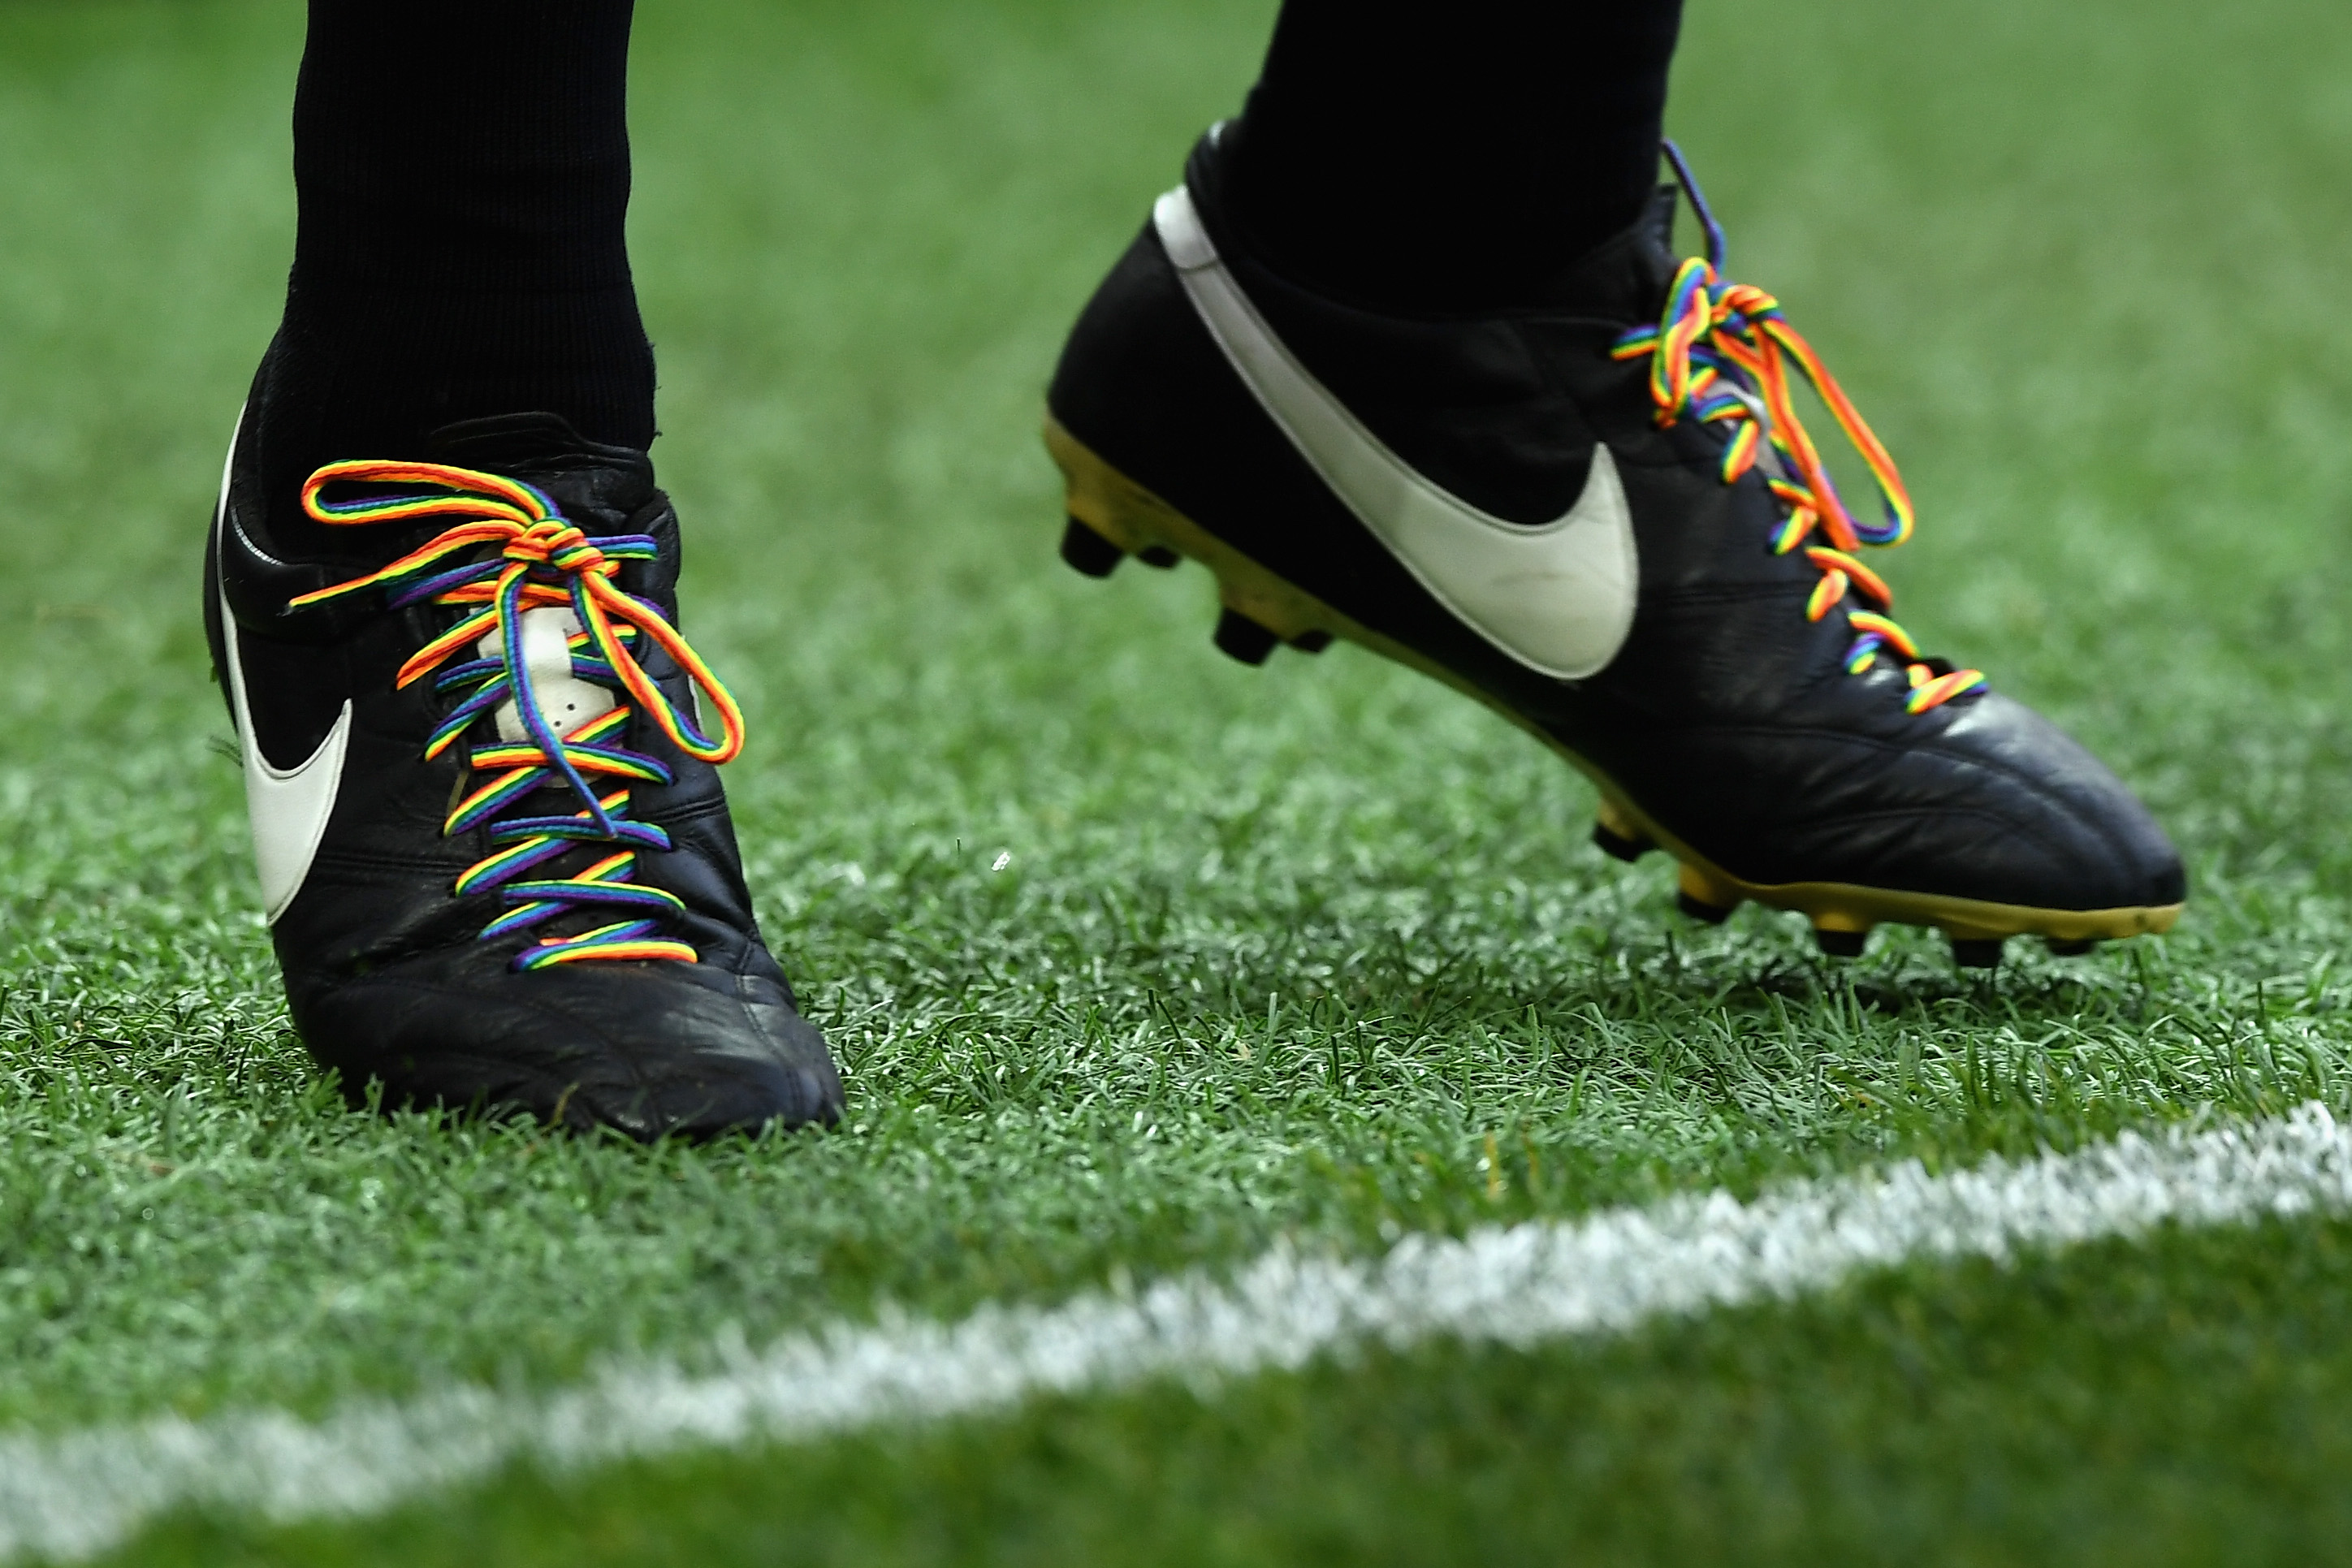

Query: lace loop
left=1612, top=145, right=1985, bottom=716
left=288, top=460, right=746, bottom=969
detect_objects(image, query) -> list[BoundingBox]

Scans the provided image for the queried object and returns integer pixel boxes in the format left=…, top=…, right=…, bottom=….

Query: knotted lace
left=1611, top=144, right=1986, bottom=715
left=289, top=460, right=746, bottom=970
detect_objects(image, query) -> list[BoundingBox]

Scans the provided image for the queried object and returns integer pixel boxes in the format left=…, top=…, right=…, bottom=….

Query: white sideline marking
left=6, top=1105, right=2351, bottom=1561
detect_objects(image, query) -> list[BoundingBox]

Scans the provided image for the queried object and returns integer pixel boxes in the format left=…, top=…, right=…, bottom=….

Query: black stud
left=1060, top=518, right=1124, bottom=578
left=1137, top=546, right=1181, bottom=569
left=1813, top=927, right=1868, bottom=958
left=1289, top=629, right=1334, bottom=654
left=1213, top=608, right=1281, bottom=665
left=1591, top=822, right=1650, bottom=863
left=2044, top=937, right=2098, bottom=957
left=1675, top=889, right=1732, bottom=925
left=1950, top=936, right=2005, bottom=970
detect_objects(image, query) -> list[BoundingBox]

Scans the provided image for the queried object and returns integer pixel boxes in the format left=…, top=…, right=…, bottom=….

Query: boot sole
left=1046, top=414, right=2184, bottom=965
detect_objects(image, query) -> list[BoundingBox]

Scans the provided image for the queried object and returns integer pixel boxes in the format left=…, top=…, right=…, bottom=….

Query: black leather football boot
left=204, top=400, right=843, bottom=1137
left=1045, top=131, right=2184, bottom=965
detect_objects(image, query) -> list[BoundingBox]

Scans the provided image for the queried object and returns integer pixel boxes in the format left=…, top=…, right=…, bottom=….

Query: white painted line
left=5, top=1104, right=2349, bottom=1562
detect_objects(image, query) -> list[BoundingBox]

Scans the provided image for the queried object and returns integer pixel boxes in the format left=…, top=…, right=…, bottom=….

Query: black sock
left=255, top=0, right=653, bottom=534
left=1223, top=0, right=1686, bottom=310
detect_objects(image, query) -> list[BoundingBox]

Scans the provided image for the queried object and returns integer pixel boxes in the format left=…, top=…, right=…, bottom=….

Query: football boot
left=204, top=399, right=843, bottom=1136
left=1044, top=131, right=2184, bottom=965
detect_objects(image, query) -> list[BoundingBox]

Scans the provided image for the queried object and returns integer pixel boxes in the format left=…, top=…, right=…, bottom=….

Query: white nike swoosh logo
left=1154, top=187, right=1639, bottom=680
left=213, top=419, right=352, bottom=925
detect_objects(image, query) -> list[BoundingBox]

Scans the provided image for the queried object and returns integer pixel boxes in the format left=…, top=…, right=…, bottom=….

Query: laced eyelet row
left=291, top=461, right=745, bottom=969
left=1612, top=145, right=1986, bottom=716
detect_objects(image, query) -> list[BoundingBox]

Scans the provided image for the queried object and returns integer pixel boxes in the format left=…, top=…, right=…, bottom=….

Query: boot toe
left=296, top=952, right=845, bottom=1140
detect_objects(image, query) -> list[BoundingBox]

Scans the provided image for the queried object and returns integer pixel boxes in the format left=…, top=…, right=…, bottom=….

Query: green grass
left=0, top=0, right=2349, bottom=1559
left=118, top=1215, right=2352, bottom=1567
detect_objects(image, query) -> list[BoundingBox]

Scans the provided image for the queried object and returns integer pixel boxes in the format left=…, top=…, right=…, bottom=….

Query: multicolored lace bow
left=291, top=460, right=746, bottom=970
left=1612, top=144, right=1986, bottom=715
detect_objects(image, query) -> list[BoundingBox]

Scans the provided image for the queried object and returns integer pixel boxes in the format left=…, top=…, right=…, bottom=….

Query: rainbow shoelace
left=1611, top=145, right=1986, bottom=715
left=291, top=461, right=745, bottom=970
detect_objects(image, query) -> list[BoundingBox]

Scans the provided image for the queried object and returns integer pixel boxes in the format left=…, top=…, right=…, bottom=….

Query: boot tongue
left=1524, top=184, right=1682, bottom=319
left=427, top=415, right=669, bottom=745
left=423, top=412, right=656, bottom=533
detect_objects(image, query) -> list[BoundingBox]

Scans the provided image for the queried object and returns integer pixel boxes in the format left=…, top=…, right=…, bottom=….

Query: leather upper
left=205, top=400, right=842, bottom=1137
left=1048, top=131, right=2185, bottom=914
